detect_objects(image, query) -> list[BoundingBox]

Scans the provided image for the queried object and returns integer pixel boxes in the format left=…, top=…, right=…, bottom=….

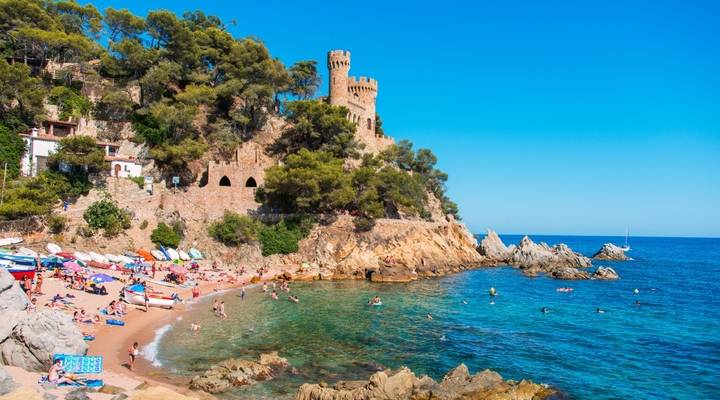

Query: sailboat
left=621, top=228, right=631, bottom=252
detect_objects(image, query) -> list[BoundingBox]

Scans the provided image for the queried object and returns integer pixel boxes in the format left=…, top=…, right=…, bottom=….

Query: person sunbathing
left=48, top=358, right=82, bottom=386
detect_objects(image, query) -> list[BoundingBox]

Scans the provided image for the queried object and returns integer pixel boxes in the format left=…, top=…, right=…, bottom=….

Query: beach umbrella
left=42, top=256, right=66, bottom=269
left=89, top=273, right=114, bottom=284
left=63, top=261, right=82, bottom=272
left=169, top=265, right=188, bottom=275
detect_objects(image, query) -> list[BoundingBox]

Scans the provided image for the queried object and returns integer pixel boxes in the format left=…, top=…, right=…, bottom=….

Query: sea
left=148, top=235, right=720, bottom=399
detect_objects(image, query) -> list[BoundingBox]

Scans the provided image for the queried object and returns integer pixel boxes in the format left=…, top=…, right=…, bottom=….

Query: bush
left=129, top=176, right=145, bottom=189
left=150, top=222, right=182, bottom=247
left=47, top=214, right=67, bottom=234
left=83, top=199, right=131, bottom=237
left=208, top=211, right=260, bottom=246
left=76, top=225, right=95, bottom=238
left=353, top=216, right=376, bottom=232
left=258, top=218, right=313, bottom=256
left=139, top=220, right=148, bottom=230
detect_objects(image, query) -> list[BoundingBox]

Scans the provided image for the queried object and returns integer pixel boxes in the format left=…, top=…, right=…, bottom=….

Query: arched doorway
left=219, top=176, right=231, bottom=186
left=113, top=164, right=121, bottom=177
left=245, top=177, right=257, bottom=187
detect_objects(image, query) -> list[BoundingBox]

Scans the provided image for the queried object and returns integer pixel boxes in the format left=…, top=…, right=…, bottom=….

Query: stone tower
left=327, top=50, right=390, bottom=152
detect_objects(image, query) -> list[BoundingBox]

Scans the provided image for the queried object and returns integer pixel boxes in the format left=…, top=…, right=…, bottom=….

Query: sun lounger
left=53, top=354, right=103, bottom=374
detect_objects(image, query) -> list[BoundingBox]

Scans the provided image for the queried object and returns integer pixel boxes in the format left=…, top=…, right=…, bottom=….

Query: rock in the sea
left=0, top=303, right=87, bottom=371
left=294, top=363, right=557, bottom=400
left=510, top=237, right=592, bottom=270
left=478, top=230, right=513, bottom=262
left=190, top=352, right=292, bottom=394
left=0, top=268, right=29, bottom=312
left=592, top=243, right=629, bottom=260
left=592, top=266, right=620, bottom=280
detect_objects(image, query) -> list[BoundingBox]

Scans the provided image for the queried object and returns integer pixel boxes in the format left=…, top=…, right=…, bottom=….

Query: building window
left=219, top=176, right=231, bottom=186
left=245, top=177, right=257, bottom=187
left=367, top=118, right=372, bottom=130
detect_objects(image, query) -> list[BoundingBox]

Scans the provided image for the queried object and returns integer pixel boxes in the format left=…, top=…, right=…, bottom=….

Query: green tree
left=49, top=135, right=106, bottom=173
left=48, top=86, right=92, bottom=121
left=94, top=89, right=135, bottom=122
left=0, top=60, right=46, bottom=126
left=0, top=124, right=25, bottom=179
left=288, top=60, right=320, bottom=99
left=257, top=149, right=354, bottom=214
left=104, top=7, right=145, bottom=42
left=273, top=100, right=360, bottom=158
left=83, top=198, right=130, bottom=237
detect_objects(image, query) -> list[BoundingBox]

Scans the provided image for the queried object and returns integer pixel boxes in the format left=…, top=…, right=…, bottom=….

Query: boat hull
left=123, top=290, right=175, bottom=309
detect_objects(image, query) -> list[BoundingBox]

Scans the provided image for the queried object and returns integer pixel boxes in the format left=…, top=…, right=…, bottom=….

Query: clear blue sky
left=92, top=0, right=720, bottom=237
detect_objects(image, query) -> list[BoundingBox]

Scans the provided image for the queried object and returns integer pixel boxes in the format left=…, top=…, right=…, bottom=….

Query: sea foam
left=142, top=323, right=173, bottom=367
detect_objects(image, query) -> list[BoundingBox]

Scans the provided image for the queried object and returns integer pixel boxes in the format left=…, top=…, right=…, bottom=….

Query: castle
left=327, top=50, right=393, bottom=153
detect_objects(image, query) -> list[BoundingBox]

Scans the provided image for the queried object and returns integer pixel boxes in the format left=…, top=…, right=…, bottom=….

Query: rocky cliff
left=592, top=243, right=629, bottom=260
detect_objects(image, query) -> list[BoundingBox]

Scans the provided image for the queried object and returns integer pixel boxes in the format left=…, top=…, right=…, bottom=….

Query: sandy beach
left=4, top=259, right=295, bottom=399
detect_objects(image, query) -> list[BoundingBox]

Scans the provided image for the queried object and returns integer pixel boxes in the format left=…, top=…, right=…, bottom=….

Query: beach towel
left=59, top=379, right=104, bottom=388
left=53, top=354, right=103, bottom=374
left=106, top=319, right=125, bottom=326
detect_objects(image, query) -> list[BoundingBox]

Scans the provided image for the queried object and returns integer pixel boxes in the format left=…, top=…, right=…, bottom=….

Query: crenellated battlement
left=327, top=50, right=350, bottom=69
left=348, top=76, right=378, bottom=93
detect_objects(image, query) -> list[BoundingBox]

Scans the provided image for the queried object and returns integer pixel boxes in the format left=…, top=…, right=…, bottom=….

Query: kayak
left=88, top=252, right=108, bottom=263
left=56, top=252, right=76, bottom=260
left=74, top=252, right=92, bottom=262
left=166, top=248, right=180, bottom=261
left=150, top=250, right=166, bottom=261
left=178, top=250, right=190, bottom=261
left=46, top=243, right=62, bottom=254
left=136, top=249, right=155, bottom=261
left=0, top=237, right=22, bottom=247
left=123, top=286, right=176, bottom=309
left=17, top=247, right=37, bottom=257
left=188, top=248, right=203, bottom=260
left=158, top=245, right=171, bottom=261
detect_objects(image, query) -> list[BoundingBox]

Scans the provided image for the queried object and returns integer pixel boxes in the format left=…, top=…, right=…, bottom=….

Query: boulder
left=0, top=269, right=29, bottom=312
left=190, top=352, right=292, bottom=394
left=592, top=243, right=629, bottom=261
left=294, top=364, right=557, bottom=400
left=0, top=309, right=87, bottom=371
left=478, top=230, right=512, bottom=262
left=592, top=266, right=620, bottom=280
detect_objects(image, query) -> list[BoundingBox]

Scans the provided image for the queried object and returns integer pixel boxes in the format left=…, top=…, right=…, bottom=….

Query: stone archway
left=245, top=177, right=257, bottom=187
left=219, top=176, right=231, bottom=186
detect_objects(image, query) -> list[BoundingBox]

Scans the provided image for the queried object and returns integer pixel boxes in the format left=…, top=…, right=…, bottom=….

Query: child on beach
left=191, top=322, right=201, bottom=335
left=212, top=299, right=219, bottom=315
left=192, top=284, right=201, bottom=301
left=218, top=301, right=227, bottom=320
left=128, top=342, right=139, bottom=370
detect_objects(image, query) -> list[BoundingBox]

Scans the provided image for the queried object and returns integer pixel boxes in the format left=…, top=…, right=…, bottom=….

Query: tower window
left=219, top=176, right=231, bottom=186
left=245, top=177, right=257, bottom=187
left=367, top=118, right=372, bottom=130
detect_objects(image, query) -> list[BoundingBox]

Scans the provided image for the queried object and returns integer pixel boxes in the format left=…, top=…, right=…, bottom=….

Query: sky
left=91, top=0, right=720, bottom=237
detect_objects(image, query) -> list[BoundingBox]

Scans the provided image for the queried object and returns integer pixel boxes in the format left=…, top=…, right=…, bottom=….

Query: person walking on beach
left=192, top=283, right=201, bottom=302
left=143, top=290, right=149, bottom=312
left=218, top=301, right=227, bottom=320
left=212, top=299, right=219, bottom=315
left=33, top=272, right=44, bottom=294
left=128, top=342, right=139, bottom=371
left=240, top=283, right=246, bottom=300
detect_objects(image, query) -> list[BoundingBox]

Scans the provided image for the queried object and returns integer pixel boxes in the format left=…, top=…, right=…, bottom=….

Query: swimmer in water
left=541, top=307, right=549, bottom=313
left=489, top=287, right=497, bottom=297
left=427, top=313, right=433, bottom=320
left=440, top=335, right=447, bottom=341
left=634, top=288, right=639, bottom=294
left=596, top=308, right=605, bottom=314
left=190, top=322, right=201, bottom=334
left=462, top=299, right=468, bottom=305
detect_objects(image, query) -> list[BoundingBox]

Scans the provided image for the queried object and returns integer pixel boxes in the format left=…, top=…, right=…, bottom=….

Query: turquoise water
left=154, top=235, right=720, bottom=399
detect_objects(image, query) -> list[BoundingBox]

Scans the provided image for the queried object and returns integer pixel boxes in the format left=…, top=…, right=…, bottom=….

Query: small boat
left=166, top=248, right=180, bottom=261
left=17, top=247, right=38, bottom=257
left=105, top=254, right=122, bottom=263
left=56, top=252, right=76, bottom=260
left=158, top=245, right=172, bottom=261
left=88, top=252, right=108, bottom=263
left=136, top=249, right=155, bottom=261
left=0, top=252, right=37, bottom=266
left=178, top=250, right=190, bottom=261
left=150, top=250, right=166, bottom=261
left=74, top=251, right=92, bottom=262
left=0, top=259, right=36, bottom=280
left=122, top=285, right=176, bottom=309
left=556, top=287, right=574, bottom=293
left=188, top=248, right=203, bottom=260
left=117, top=255, right=135, bottom=265
left=0, top=237, right=22, bottom=247
left=621, top=228, right=631, bottom=252
left=46, top=243, right=62, bottom=254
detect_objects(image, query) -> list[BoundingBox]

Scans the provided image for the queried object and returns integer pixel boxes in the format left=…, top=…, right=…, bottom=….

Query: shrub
left=150, top=222, right=182, bottom=247
left=47, top=214, right=67, bottom=234
left=129, top=176, right=145, bottom=189
left=258, top=218, right=312, bottom=256
left=353, top=216, right=376, bottom=232
left=208, top=212, right=260, bottom=246
left=83, top=199, right=131, bottom=237
left=139, top=220, right=148, bottom=230
left=76, top=225, right=95, bottom=238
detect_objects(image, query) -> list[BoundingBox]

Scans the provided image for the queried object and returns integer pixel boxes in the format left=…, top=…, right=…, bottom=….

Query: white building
left=20, top=120, right=141, bottom=177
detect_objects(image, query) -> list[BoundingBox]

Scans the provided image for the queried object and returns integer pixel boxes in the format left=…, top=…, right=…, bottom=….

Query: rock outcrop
left=294, top=363, right=558, bottom=400
left=0, top=268, right=29, bottom=312
left=592, top=243, right=629, bottom=260
left=592, top=266, right=620, bottom=280
left=189, top=352, right=293, bottom=394
left=279, top=216, right=483, bottom=282
left=476, top=231, right=614, bottom=280
left=0, top=270, right=87, bottom=371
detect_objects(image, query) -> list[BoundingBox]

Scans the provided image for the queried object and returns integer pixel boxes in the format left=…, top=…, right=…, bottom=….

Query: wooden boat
left=0, top=260, right=35, bottom=280
left=150, top=250, right=166, bottom=261
left=74, top=251, right=92, bottom=262
left=46, top=243, right=62, bottom=254
left=122, top=286, right=176, bottom=309
left=136, top=249, right=155, bottom=261
left=178, top=250, right=190, bottom=261
left=17, top=247, right=38, bottom=257
left=0, top=237, right=22, bottom=247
